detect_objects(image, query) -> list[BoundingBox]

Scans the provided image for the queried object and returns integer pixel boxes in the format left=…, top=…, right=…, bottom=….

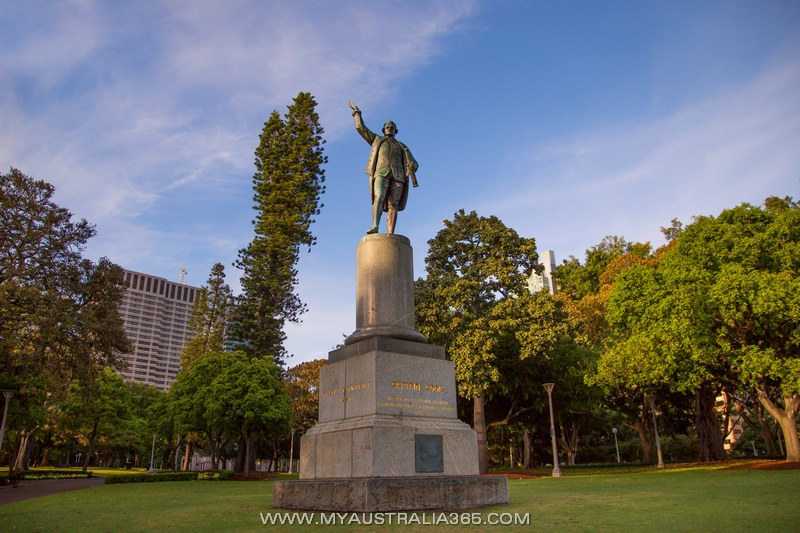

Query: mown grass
left=1, top=466, right=797, bottom=532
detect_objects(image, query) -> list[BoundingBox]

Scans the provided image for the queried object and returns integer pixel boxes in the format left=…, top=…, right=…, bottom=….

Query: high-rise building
left=117, top=269, right=199, bottom=391
left=528, top=250, right=557, bottom=295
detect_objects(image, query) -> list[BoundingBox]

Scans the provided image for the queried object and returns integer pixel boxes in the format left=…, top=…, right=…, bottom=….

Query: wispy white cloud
left=486, top=60, right=800, bottom=260
left=0, top=0, right=481, bottom=282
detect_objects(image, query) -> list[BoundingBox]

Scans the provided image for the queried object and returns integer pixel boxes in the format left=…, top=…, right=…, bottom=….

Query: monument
left=272, top=105, right=508, bottom=512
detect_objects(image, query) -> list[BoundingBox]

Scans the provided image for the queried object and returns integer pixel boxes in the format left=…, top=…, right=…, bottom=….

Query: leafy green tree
left=234, top=92, right=327, bottom=362
left=416, top=210, right=538, bottom=473
left=0, top=169, right=129, bottom=472
left=1, top=169, right=97, bottom=374
left=564, top=238, right=686, bottom=462
left=61, top=367, right=132, bottom=472
left=555, top=236, right=640, bottom=299
left=285, top=359, right=325, bottom=435
left=169, top=351, right=234, bottom=469
left=148, top=391, right=188, bottom=470
left=122, top=382, right=163, bottom=467
left=205, top=352, right=291, bottom=477
left=181, top=263, right=232, bottom=371
left=597, top=197, right=800, bottom=461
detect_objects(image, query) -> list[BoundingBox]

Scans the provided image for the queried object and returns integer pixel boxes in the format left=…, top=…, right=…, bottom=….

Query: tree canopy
left=182, top=263, right=232, bottom=371
left=595, top=197, right=800, bottom=461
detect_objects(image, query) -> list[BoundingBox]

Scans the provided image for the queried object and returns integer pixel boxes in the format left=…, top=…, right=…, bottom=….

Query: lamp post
left=0, top=390, right=15, bottom=454
left=543, top=383, right=562, bottom=477
left=647, top=396, right=665, bottom=469
left=612, top=428, right=620, bottom=463
left=288, top=428, right=297, bottom=474
left=149, top=432, right=156, bottom=472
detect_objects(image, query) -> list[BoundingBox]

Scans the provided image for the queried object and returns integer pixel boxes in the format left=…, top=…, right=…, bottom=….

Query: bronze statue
left=349, top=101, right=419, bottom=235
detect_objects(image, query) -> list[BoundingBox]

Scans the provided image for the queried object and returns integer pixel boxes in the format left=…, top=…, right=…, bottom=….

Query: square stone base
left=301, top=415, right=479, bottom=479
left=272, top=476, right=509, bottom=512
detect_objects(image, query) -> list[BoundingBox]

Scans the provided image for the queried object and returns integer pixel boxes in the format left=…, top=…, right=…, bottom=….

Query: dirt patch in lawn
left=722, top=460, right=800, bottom=471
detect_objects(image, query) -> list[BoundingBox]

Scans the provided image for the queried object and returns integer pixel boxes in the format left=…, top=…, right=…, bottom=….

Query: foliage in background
left=0, top=168, right=129, bottom=474
left=416, top=209, right=539, bottom=473
left=204, top=351, right=292, bottom=477
left=181, top=263, right=232, bottom=371
left=595, top=196, right=800, bottom=462
left=285, top=359, right=326, bottom=434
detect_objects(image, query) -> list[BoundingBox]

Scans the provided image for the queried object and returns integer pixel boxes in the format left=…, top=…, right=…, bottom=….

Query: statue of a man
left=349, top=101, right=419, bottom=235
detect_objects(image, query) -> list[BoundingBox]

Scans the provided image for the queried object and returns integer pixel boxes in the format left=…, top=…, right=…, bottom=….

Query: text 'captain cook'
left=349, top=101, right=419, bottom=235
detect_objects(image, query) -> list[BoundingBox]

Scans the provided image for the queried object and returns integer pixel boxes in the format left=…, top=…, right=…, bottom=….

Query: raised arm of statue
left=349, top=101, right=376, bottom=144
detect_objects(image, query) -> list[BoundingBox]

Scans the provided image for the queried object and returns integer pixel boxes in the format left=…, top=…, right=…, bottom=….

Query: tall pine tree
left=181, top=263, right=232, bottom=371
left=233, top=92, right=326, bottom=363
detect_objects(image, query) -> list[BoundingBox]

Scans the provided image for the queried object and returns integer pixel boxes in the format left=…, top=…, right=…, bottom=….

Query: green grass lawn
left=2, top=467, right=797, bottom=532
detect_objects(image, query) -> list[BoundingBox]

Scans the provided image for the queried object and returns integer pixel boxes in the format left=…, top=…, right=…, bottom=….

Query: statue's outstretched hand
left=348, top=101, right=360, bottom=114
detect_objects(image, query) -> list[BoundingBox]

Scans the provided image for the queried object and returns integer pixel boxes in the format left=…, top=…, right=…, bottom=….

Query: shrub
left=104, top=470, right=232, bottom=485
left=14, top=470, right=93, bottom=480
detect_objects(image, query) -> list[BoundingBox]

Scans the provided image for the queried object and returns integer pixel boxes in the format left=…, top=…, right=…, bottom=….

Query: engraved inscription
left=347, top=381, right=371, bottom=392
left=392, top=381, right=420, bottom=390
left=377, top=396, right=455, bottom=413
left=391, top=381, right=443, bottom=392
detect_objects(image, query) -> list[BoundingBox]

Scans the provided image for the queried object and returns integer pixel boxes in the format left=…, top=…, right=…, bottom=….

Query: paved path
left=0, top=477, right=105, bottom=506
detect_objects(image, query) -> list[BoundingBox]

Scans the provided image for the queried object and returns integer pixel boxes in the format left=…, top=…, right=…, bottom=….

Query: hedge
left=104, top=470, right=233, bottom=484
left=14, top=470, right=93, bottom=480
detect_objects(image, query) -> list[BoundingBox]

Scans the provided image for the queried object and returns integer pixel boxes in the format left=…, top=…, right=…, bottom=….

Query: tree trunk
left=757, top=391, right=800, bottom=462
left=633, top=418, right=653, bottom=461
left=183, top=442, right=193, bottom=471
left=234, top=434, right=247, bottom=473
left=733, top=394, right=779, bottom=457
left=522, top=427, right=532, bottom=469
left=558, top=422, right=579, bottom=465
left=82, top=419, right=100, bottom=473
left=244, top=431, right=255, bottom=478
left=474, top=389, right=489, bottom=474
left=695, top=384, right=727, bottom=462
left=13, top=431, right=35, bottom=472
left=757, top=413, right=779, bottom=457
left=41, top=447, right=51, bottom=467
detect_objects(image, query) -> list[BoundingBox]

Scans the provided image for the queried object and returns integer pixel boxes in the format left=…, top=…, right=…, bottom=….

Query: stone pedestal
left=273, top=234, right=508, bottom=511
left=345, top=234, right=426, bottom=345
left=299, top=337, right=479, bottom=479
left=273, top=476, right=509, bottom=512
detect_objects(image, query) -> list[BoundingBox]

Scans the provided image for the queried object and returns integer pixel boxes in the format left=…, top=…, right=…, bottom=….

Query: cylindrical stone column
left=344, top=234, right=427, bottom=345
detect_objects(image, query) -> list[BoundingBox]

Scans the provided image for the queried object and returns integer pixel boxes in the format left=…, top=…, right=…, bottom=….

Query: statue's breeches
left=373, top=176, right=404, bottom=212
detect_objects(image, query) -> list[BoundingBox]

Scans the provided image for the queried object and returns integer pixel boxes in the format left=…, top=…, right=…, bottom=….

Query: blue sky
left=2, top=1, right=799, bottom=364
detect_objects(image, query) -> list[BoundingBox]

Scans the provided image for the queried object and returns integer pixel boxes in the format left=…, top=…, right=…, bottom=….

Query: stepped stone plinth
left=273, top=234, right=508, bottom=511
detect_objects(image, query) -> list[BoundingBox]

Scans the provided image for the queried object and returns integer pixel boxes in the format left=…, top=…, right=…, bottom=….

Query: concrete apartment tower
left=528, top=249, right=557, bottom=295
left=117, top=269, right=200, bottom=391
